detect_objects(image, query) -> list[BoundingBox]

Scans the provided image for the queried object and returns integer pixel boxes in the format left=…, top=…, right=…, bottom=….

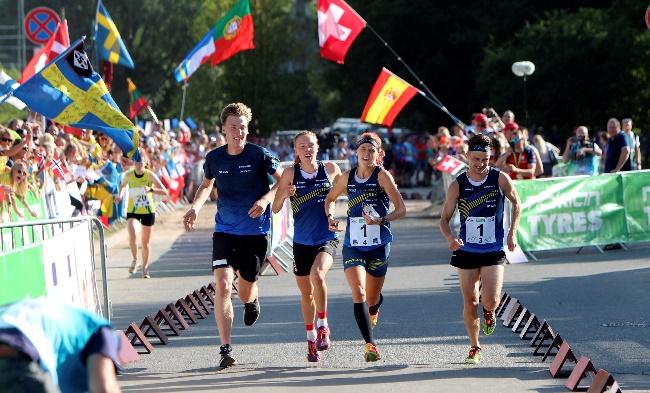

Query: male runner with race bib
left=439, top=134, right=521, bottom=365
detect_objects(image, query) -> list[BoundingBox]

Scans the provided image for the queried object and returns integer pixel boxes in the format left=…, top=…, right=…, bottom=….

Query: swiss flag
left=21, top=19, right=70, bottom=82
left=435, top=154, right=466, bottom=175
left=317, top=0, right=366, bottom=64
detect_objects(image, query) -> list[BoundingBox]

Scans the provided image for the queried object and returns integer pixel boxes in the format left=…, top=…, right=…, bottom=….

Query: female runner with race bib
left=116, top=152, right=169, bottom=278
left=324, top=132, right=405, bottom=362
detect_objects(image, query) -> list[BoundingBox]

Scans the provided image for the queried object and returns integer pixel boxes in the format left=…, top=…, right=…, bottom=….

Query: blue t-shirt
left=604, top=132, right=631, bottom=173
left=204, top=143, right=279, bottom=235
left=0, top=299, right=114, bottom=393
left=344, top=166, right=392, bottom=250
left=290, top=162, right=337, bottom=246
left=457, top=167, right=505, bottom=253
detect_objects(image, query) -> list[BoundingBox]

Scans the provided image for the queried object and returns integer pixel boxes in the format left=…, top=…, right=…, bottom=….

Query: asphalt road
left=103, top=201, right=650, bottom=392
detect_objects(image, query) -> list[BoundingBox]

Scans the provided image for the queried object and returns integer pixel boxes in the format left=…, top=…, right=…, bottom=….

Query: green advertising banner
left=0, top=244, right=46, bottom=305
left=621, top=171, right=650, bottom=243
left=515, top=174, right=627, bottom=251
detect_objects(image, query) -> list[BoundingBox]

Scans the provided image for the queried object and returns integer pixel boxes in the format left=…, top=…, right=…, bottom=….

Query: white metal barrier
left=0, top=216, right=110, bottom=320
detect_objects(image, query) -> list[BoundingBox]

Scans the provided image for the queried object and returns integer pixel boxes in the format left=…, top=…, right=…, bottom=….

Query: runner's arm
left=439, top=180, right=460, bottom=246
left=376, top=169, right=405, bottom=223
left=324, top=170, right=348, bottom=218
left=324, top=161, right=342, bottom=185
left=249, top=169, right=283, bottom=218
left=190, top=176, right=216, bottom=214
left=498, top=172, right=521, bottom=251
left=149, top=172, right=170, bottom=197
left=272, top=167, right=294, bottom=214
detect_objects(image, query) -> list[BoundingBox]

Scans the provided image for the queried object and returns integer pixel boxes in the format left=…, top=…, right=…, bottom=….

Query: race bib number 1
left=466, top=216, right=496, bottom=244
left=349, top=217, right=381, bottom=246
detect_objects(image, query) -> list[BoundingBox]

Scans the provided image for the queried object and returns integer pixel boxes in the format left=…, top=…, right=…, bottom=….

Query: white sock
left=307, top=329, right=317, bottom=342
left=317, top=317, right=328, bottom=329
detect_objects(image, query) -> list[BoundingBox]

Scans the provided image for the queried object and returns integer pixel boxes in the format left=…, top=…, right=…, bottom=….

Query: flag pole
left=180, top=82, right=188, bottom=121
left=146, top=105, right=159, bottom=123
left=364, top=23, right=465, bottom=127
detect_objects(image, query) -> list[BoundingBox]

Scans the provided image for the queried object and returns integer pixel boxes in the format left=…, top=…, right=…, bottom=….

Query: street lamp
left=511, top=61, right=535, bottom=126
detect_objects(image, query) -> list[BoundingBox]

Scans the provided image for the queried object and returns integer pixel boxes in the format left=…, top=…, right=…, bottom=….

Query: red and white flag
left=435, top=154, right=466, bottom=175
left=317, top=0, right=366, bottom=64
left=21, top=19, right=70, bottom=82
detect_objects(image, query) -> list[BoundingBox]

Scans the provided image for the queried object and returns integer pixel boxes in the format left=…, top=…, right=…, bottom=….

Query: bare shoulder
left=324, top=161, right=341, bottom=175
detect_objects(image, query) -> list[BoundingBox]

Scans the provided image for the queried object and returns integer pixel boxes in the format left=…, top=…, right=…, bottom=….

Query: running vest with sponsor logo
left=126, top=169, right=155, bottom=214
left=457, top=167, right=505, bottom=253
left=344, top=166, right=392, bottom=250
left=290, top=162, right=337, bottom=246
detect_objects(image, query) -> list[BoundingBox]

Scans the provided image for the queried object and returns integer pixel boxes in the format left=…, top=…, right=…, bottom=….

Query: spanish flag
left=360, top=67, right=419, bottom=127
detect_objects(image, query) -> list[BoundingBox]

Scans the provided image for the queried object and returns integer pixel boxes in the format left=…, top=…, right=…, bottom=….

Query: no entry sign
left=24, top=7, right=60, bottom=45
left=646, top=5, right=650, bottom=30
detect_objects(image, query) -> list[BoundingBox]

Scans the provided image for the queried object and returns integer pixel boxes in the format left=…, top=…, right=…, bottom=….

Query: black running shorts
left=292, top=240, right=338, bottom=276
left=126, top=213, right=155, bottom=227
left=450, top=249, right=506, bottom=270
left=211, top=232, right=268, bottom=282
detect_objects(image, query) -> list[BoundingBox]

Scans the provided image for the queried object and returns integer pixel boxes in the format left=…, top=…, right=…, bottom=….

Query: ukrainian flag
left=95, top=0, right=135, bottom=69
left=12, top=38, right=140, bottom=159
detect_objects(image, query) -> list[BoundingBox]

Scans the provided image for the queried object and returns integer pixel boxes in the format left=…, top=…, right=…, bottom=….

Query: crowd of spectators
left=0, top=109, right=643, bottom=224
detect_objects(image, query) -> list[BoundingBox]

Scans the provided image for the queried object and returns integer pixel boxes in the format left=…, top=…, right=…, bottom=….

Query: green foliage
left=0, top=0, right=648, bottom=145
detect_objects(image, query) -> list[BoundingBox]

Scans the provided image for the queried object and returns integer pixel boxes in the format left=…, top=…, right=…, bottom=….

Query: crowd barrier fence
left=0, top=216, right=109, bottom=319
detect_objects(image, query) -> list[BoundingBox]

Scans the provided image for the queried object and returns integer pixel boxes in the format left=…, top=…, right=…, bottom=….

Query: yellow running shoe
left=369, top=310, right=380, bottom=329
left=364, top=343, right=381, bottom=362
left=465, top=346, right=482, bottom=365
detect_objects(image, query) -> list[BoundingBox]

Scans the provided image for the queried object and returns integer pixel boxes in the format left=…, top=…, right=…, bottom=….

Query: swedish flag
left=95, top=0, right=135, bottom=69
left=12, top=38, right=140, bottom=159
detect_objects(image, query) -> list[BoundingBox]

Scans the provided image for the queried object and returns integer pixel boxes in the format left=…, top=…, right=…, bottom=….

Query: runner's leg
left=458, top=267, right=481, bottom=348
left=213, top=267, right=235, bottom=345
left=127, top=218, right=138, bottom=271
left=141, top=225, right=152, bottom=277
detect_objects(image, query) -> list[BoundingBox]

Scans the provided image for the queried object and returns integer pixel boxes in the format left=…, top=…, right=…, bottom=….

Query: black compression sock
left=369, top=293, right=383, bottom=316
left=353, top=302, right=374, bottom=344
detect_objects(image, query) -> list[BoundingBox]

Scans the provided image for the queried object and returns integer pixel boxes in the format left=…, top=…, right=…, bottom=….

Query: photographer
left=562, top=126, right=601, bottom=176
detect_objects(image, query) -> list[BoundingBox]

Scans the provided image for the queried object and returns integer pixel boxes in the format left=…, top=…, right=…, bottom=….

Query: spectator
left=502, top=110, right=515, bottom=125
left=521, top=128, right=544, bottom=178
left=622, top=118, right=642, bottom=170
left=502, top=122, right=519, bottom=143
left=0, top=299, right=122, bottom=393
left=497, top=128, right=537, bottom=180
left=604, top=118, right=631, bottom=173
left=533, top=134, right=560, bottom=178
left=561, top=126, right=601, bottom=176
left=0, top=160, right=38, bottom=219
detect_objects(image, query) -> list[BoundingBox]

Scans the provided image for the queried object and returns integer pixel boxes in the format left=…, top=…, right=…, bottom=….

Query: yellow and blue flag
left=95, top=0, right=135, bottom=69
left=11, top=38, right=140, bottom=160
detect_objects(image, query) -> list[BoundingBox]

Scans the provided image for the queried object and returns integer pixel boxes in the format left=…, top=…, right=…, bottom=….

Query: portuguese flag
left=127, top=77, right=149, bottom=120
left=361, top=67, right=420, bottom=127
left=174, top=0, right=255, bottom=83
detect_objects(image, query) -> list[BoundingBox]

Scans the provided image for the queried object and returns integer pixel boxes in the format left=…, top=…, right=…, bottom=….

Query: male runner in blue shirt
left=183, top=103, right=281, bottom=368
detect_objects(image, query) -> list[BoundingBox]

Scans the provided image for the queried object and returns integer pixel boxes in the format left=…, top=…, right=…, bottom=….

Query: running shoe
left=142, top=267, right=151, bottom=279
left=307, top=340, right=320, bottom=362
left=465, top=346, right=482, bottom=365
left=364, top=343, right=381, bottom=362
left=243, top=298, right=260, bottom=326
left=369, top=310, right=380, bottom=329
left=219, top=344, right=236, bottom=368
left=128, top=261, right=137, bottom=274
left=482, top=308, right=496, bottom=336
left=316, top=326, right=331, bottom=351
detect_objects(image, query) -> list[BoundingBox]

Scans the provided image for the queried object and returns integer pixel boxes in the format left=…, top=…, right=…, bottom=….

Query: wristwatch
left=380, top=216, right=389, bottom=225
